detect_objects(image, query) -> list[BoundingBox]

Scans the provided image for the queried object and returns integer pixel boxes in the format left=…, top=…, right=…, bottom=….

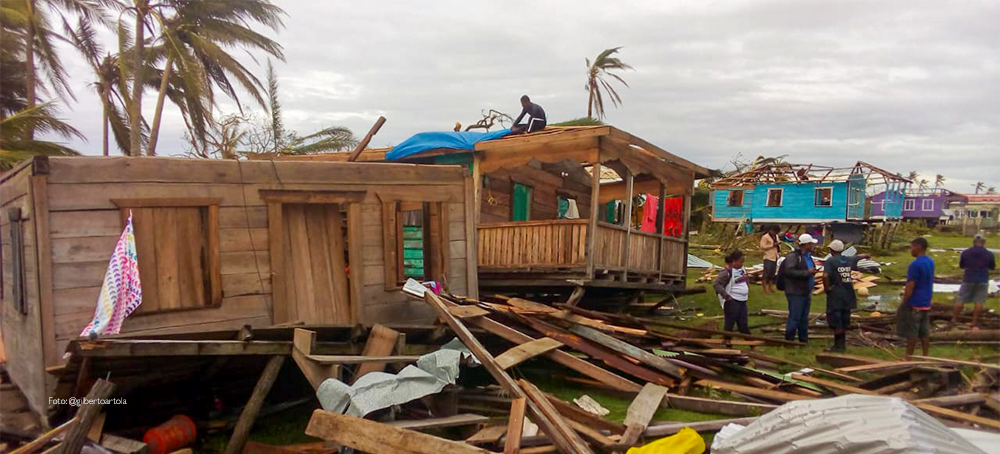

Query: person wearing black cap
left=511, top=95, right=546, bottom=134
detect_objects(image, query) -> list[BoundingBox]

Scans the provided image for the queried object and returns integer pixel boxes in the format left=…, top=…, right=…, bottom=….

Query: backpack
left=775, top=252, right=796, bottom=291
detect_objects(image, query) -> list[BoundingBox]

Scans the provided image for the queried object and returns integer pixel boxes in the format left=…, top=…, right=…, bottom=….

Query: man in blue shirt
left=898, top=237, right=934, bottom=357
left=779, top=233, right=820, bottom=343
left=951, top=234, right=996, bottom=330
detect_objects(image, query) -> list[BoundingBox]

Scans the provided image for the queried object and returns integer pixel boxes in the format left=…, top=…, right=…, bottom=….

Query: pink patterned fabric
left=80, top=211, right=142, bottom=336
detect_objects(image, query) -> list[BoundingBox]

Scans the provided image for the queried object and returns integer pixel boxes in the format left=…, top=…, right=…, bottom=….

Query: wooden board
left=281, top=204, right=351, bottom=324
left=620, top=384, right=668, bottom=447
left=504, top=398, right=527, bottom=454
left=305, top=410, right=493, bottom=454
left=352, top=324, right=401, bottom=383
left=566, top=324, right=683, bottom=379
left=494, top=337, right=564, bottom=370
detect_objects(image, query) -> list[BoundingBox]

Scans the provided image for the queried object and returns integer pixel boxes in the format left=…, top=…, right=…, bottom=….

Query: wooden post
left=655, top=182, right=666, bottom=280
left=503, top=398, right=526, bottom=454
left=56, top=379, right=115, bottom=454
left=681, top=182, right=692, bottom=280
left=621, top=171, right=634, bottom=281
left=347, top=116, right=386, bottom=162
left=585, top=162, right=602, bottom=280
left=29, top=175, right=56, bottom=366
left=223, top=356, right=285, bottom=454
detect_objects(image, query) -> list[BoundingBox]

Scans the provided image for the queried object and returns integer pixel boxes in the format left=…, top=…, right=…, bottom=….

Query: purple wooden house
left=871, top=188, right=967, bottom=225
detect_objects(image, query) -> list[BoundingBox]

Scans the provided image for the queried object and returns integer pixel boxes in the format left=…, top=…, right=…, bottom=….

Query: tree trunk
left=102, top=92, right=109, bottom=156
left=587, top=85, right=594, bottom=119
left=25, top=0, right=37, bottom=139
left=146, top=54, right=173, bottom=156
left=128, top=1, right=148, bottom=157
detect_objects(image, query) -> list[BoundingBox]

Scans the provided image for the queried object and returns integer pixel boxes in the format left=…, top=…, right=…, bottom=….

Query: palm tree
left=262, top=61, right=354, bottom=155
left=145, top=0, right=285, bottom=156
left=906, top=171, right=919, bottom=181
left=2, top=0, right=109, bottom=138
left=988, top=187, right=997, bottom=195
left=918, top=178, right=929, bottom=190
left=585, top=47, right=632, bottom=119
left=1, top=102, right=82, bottom=170
left=934, top=174, right=945, bottom=188
left=974, top=182, right=986, bottom=194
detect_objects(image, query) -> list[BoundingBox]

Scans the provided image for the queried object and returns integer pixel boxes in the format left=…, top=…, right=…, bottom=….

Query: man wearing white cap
left=777, top=233, right=820, bottom=343
left=823, top=240, right=872, bottom=352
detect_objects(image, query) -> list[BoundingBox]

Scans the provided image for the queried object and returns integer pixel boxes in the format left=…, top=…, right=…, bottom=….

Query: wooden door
left=278, top=203, right=351, bottom=324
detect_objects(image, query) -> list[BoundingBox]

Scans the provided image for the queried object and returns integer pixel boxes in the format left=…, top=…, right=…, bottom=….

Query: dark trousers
left=724, top=299, right=750, bottom=334
left=785, top=293, right=811, bottom=342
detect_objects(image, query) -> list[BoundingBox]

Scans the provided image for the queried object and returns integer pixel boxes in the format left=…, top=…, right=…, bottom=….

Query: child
left=714, top=250, right=751, bottom=334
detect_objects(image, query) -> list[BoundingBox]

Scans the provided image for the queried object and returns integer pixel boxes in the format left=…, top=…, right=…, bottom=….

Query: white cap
left=798, top=233, right=819, bottom=245
left=829, top=239, right=845, bottom=252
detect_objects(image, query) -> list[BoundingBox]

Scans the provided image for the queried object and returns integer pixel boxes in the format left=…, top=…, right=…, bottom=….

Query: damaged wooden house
left=282, top=125, right=711, bottom=298
left=0, top=156, right=477, bottom=417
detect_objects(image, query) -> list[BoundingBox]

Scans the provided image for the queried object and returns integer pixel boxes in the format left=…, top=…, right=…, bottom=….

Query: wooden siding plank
left=153, top=208, right=181, bottom=310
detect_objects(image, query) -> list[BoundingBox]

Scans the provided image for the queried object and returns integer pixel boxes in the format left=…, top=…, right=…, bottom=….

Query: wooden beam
left=352, top=325, right=402, bottom=383
left=585, top=161, right=601, bottom=279
left=619, top=384, right=668, bottom=447
left=566, top=324, right=683, bottom=379
left=444, top=299, right=642, bottom=392
left=223, top=355, right=285, bottom=454
left=504, top=398, right=527, bottom=454
left=110, top=197, right=222, bottom=208
left=909, top=355, right=1000, bottom=371
left=305, top=410, right=492, bottom=454
left=621, top=170, right=634, bottom=281
left=565, top=287, right=585, bottom=307
left=388, top=414, right=490, bottom=431
left=258, top=190, right=366, bottom=205
left=662, top=393, right=777, bottom=417
left=639, top=319, right=803, bottom=347
left=518, top=379, right=596, bottom=454
left=267, top=202, right=286, bottom=323
left=8, top=419, right=77, bottom=454
left=291, top=329, right=339, bottom=390
left=347, top=116, right=386, bottom=162
left=695, top=379, right=812, bottom=402
left=542, top=392, right=625, bottom=435
left=422, top=292, right=594, bottom=454
left=56, top=379, right=115, bottom=454
left=494, top=338, right=564, bottom=370
left=29, top=175, right=56, bottom=367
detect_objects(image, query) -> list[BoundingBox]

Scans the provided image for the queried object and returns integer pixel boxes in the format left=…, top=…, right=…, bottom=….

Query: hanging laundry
left=80, top=211, right=143, bottom=337
left=641, top=194, right=658, bottom=232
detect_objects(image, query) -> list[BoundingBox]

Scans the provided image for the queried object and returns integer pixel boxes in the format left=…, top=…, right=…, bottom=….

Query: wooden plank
left=695, top=380, right=811, bottom=402
left=788, top=373, right=873, bottom=396
left=132, top=208, right=159, bottom=312
left=29, top=175, right=57, bottom=366
left=542, top=393, right=625, bottom=435
left=836, top=362, right=937, bottom=374
left=207, top=204, right=222, bottom=305
left=223, top=356, right=285, bottom=454
left=347, top=203, right=363, bottom=323
left=463, top=174, right=479, bottom=299
left=387, top=414, right=490, bottom=431
left=449, top=305, right=490, bottom=319
left=457, top=308, right=641, bottom=393
left=620, top=384, right=667, bottom=447
left=347, top=116, right=386, bottom=162
left=8, top=419, right=76, bottom=454
left=305, top=355, right=420, bottom=365
left=909, top=355, right=1000, bottom=371
left=662, top=393, right=776, bottom=417
left=324, top=206, right=350, bottom=323
left=466, top=425, right=509, bottom=446
left=585, top=162, right=601, bottom=279
left=175, top=208, right=206, bottom=308
left=291, top=329, right=339, bottom=390
left=640, top=319, right=803, bottom=347
left=305, top=410, right=493, bottom=454
left=504, top=398, right=527, bottom=454
left=352, top=324, right=402, bottom=383
left=258, top=190, right=366, bottom=205
left=518, top=379, right=596, bottom=454
left=111, top=197, right=223, bottom=208
left=286, top=205, right=318, bottom=322
left=517, top=316, right=676, bottom=387
left=422, top=293, right=593, bottom=454
left=566, top=324, right=683, bottom=379
left=494, top=337, right=564, bottom=370
left=56, top=379, right=115, bottom=454
left=304, top=205, right=335, bottom=323
left=153, top=208, right=181, bottom=310
left=266, top=203, right=286, bottom=323
left=87, top=412, right=106, bottom=442
left=382, top=201, right=398, bottom=290
left=916, top=403, right=1000, bottom=429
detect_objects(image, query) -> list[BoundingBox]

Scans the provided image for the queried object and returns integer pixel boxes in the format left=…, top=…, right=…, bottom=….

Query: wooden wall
left=480, top=161, right=592, bottom=223
left=0, top=162, right=48, bottom=418
left=7, top=157, right=472, bottom=376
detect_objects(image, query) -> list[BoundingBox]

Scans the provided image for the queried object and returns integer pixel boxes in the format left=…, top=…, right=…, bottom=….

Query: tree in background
left=585, top=47, right=632, bottom=119
left=918, top=178, right=929, bottom=190
left=974, top=182, right=986, bottom=194
left=988, top=187, right=997, bottom=195
left=934, top=174, right=945, bottom=189
left=145, top=0, right=285, bottom=156
left=1, top=103, right=82, bottom=170
left=906, top=171, right=919, bottom=182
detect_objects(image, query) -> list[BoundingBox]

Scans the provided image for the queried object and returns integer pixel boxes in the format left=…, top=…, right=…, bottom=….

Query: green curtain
left=512, top=182, right=532, bottom=221
left=557, top=196, right=569, bottom=218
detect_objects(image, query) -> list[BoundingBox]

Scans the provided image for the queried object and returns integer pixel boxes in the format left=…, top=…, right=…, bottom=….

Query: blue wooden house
left=710, top=161, right=911, bottom=225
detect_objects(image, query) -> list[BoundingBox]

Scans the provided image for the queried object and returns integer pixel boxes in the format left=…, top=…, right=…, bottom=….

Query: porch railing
left=477, top=219, right=588, bottom=268
left=594, top=222, right=685, bottom=277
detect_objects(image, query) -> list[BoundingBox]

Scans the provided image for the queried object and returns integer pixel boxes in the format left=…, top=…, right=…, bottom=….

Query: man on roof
left=511, top=95, right=546, bottom=134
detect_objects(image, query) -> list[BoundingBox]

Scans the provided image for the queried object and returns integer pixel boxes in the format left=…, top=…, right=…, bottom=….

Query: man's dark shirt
left=825, top=254, right=861, bottom=310
left=513, top=102, right=546, bottom=126
left=960, top=245, right=996, bottom=283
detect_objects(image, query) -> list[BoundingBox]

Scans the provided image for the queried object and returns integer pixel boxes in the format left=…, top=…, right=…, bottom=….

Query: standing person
left=898, top=237, right=934, bottom=357
left=779, top=233, right=820, bottom=343
left=823, top=240, right=872, bottom=352
left=714, top=250, right=751, bottom=335
left=760, top=225, right=781, bottom=294
left=510, top=95, right=546, bottom=134
left=952, top=234, right=996, bottom=329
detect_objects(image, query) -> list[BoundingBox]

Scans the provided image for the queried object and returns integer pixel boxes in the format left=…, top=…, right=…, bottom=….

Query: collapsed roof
left=711, top=161, right=912, bottom=189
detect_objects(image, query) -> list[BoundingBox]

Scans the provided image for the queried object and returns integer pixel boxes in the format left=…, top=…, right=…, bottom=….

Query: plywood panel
left=279, top=203, right=352, bottom=325
left=154, top=207, right=181, bottom=310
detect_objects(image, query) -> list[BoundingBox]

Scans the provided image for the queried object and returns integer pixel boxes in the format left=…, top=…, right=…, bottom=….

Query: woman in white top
left=713, top=250, right=751, bottom=335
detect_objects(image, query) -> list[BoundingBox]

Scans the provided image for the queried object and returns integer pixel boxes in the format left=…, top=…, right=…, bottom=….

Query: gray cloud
left=50, top=0, right=999, bottom=190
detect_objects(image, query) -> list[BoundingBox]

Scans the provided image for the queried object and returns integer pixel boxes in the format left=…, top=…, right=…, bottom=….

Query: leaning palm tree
left=917, top=179, right=929, bottom=190
left=988, top=187, right=997, bottom=195
left=974, top=182, right=986, bottom=194
left=0, top=102, right=82, bottom=170
left=144, top=0, right=285, bottom=156
left=934, top=174, right=945, bottom=189
left=585, top=47, right=632, bottom=119
left=263, top=60, right=355, bottom=155
left=2, top=0, right=110, bottom=138
left=906, top=171, right=919, bottom=181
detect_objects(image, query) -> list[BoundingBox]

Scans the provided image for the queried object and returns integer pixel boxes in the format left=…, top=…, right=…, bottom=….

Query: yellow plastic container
left=626, top=427, right=705, bottom=454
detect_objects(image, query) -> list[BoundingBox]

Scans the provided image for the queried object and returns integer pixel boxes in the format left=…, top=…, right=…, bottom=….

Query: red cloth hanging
left=641, top=194, right=685, bottom=237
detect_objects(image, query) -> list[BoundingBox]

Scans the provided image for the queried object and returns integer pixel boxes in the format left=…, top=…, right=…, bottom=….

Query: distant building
left=954, top=194, right=1000, bottom=228
left=709, top=161, right=911, bottom=225
left=870, top=188, right=967, bottom=226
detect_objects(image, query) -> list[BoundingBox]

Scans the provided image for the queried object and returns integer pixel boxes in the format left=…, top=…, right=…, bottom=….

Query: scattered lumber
left=8, top=419, right=76, bottom=454
left=619, top=384, right=668, bottom=447
left=504, top=398, right=527, bottom=454
left=56, top=379, right=115, bottom=454
left=352, top=324, right=403, bottom=383
left=305, top=410, right=492, bottom=454
left=909, top=355, right=1000, bottom=371
left=224, top=356, right=285, bottom=454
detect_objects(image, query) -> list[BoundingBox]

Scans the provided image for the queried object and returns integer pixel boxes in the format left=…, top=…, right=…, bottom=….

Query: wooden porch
left=476, top=219, right=687, bottom=290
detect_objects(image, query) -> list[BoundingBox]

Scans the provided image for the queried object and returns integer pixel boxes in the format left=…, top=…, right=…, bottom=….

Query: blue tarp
left=386, top=129, right=511, bottom=161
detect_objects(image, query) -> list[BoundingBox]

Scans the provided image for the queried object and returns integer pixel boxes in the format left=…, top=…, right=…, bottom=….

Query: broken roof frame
left=711, top=160, right=912, bottom=189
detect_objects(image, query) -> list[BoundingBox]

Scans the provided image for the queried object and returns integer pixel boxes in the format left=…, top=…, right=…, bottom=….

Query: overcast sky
left=53, top=0, right=999, bottom=190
